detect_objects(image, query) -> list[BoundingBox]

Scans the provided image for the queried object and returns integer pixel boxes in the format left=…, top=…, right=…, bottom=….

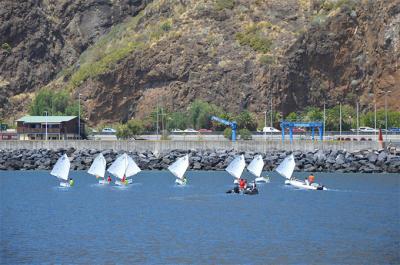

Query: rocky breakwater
left=0, top=148, right=399, bottom=173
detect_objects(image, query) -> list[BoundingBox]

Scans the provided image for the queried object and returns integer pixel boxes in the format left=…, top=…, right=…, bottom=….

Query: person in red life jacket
left=107, top=175, right=112, bottom=183
left=239, top=178, right=245, bottom=190
left=308, top=174, right=315, bottom=184
left=122, top=175, right=126, bottom=183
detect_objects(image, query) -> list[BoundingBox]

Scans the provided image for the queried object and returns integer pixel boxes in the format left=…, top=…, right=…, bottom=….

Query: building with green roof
left=17, top=116, right=84, bottom=140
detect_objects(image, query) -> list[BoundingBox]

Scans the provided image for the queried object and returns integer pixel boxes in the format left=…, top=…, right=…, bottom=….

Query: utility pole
left=356, top=101, right=359, bottom=139
left=78, top=93, right=81, bottom=139
left=270, top=97, right=273, bottom=139
left=384, top=90, right=392, bottom=141
left=45, top=111, right=48, bottom=141
left=323, top=102, right=326, bottom=141
left=261, top=110, right=268, bottom=141
left=374, top=100, right=377, bottom=139
left=156, top=108, right=159, bottom=140
left=339, top=102, right=342, bottom=139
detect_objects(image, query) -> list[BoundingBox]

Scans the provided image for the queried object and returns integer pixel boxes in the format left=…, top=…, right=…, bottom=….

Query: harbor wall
left=0, top=140, right=381, bottom=153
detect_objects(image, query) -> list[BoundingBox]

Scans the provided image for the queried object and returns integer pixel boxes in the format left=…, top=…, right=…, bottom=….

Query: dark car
left=389, top=127, right=400, bottom=133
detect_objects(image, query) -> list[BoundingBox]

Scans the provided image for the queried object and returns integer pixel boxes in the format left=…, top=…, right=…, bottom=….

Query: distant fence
left=0, top=140, right=381, bottom=153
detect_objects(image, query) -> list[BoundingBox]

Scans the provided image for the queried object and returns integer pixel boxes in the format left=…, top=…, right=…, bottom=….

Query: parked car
left=184, top=128, right=198, bottom=133
left=102, top=127, right=116, bottom=133
left=198, top=129, right=213, bottom=133
left=389, top=127, right=400, bottom=133
left=285, top=127, right=306, bottom=133
left=262, top=126, right=280, bottom=133
left=351, top=127, right=378, bottom=133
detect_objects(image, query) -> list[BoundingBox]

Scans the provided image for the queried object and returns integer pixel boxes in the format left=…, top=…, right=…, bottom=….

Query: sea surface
left=0, top=171, right=399, bottom=265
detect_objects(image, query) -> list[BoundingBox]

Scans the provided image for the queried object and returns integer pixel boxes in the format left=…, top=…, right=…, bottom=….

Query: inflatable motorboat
left=226, top=186, right=259, bottom=195
left=285, top=179, right=326, bottom=190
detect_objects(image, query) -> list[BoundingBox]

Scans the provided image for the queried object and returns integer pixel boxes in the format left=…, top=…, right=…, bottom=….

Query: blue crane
left=210, top=116, right=237, bottom=141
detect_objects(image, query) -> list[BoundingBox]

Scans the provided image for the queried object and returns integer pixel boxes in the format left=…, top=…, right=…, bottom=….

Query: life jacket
left=107, top=176, right=112, bottom=182
left=308, top=175, right=315, bottom=184
left=239, top=179, right=245, bottom=189
left=69, top=179, right=74, bottom=186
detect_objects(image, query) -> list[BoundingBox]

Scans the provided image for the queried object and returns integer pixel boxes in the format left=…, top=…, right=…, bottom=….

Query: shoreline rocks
left=0, top=148, right=399, bottom=173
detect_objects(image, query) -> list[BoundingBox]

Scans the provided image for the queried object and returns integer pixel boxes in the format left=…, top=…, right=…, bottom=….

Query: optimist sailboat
left=51, top=154, right=73, bottom=187
left=88, top=153, right=108, bottom=184
left=276, top=154, right=326, bottom=191
left=247, top=155, right=270, bottom=183
left=107, top=153, right=141, bottom=186
left=168, top=154, right=189, bottom=185
left=225, top=155, right=246, bottom=184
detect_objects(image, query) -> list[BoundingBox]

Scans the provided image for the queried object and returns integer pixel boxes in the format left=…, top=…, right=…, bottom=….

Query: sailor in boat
left=304, top=177, right=310, bottom=185
left=182, top=176, right=187, bottom=185
left=308, top=174, right=315, bottom=184
left=107, top=175, right=112, bottom=183
left=121, top=175, right=127, bottom=185
left=239, top=178, right=246, bottom=190
left=69, top=178, right=74, bottom=186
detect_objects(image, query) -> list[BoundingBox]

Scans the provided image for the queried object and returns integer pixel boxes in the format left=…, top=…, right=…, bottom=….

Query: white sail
left=225, top=155, right=246, bottom=179
left=247, top=155, right=264, bottom=177
left=50, top=154, right=70, bottom=181
left=168, top=154, right=189, bottom=180
left=88, top=153, right=106, bottom=178
left=276, top=154, right=295, bottom=179
left=107, top=153, right=128, bottom=179
left=107, top=153, right=141, bottom=180
left=126, top=155, right=141, bottom=178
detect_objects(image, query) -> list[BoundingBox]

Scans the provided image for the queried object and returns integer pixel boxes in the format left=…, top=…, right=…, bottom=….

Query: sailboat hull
left=59, top=182, right=71, bottom=187
left=98, top=179, right=110, bottom=185
left=115, top=179, right=133, bottom=186
left=175, top=178, right=187, bottom=185
left=255, top=176, right=270, bottom=183
left=285, top=179, right=326, bottom=190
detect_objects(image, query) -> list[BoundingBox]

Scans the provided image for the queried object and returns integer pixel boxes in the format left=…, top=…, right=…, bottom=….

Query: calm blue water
left=0, top=170, right=399, bottom=264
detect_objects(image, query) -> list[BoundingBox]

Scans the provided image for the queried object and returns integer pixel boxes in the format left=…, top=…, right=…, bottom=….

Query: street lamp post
left=339, top=102, right=342, bottom=139
left=270, top=97, right=273, bottom=139
left=264, top=111, right=267, bottom=141
left=323, top=102, right=326, bottom=141
left=384, top=90, right=392, bottom=141
left=78, top=93, right=81, bottom=139
left=44, top=111, right=48, bottom=140
left=356, top=101, right=359, bottom=139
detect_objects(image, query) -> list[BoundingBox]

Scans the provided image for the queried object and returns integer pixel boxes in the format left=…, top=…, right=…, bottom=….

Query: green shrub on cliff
left=236, top=24, right=272, bottom=53
left=215, top=0, right=235, bottom=10
left=1, top=43, right=11, bottom=53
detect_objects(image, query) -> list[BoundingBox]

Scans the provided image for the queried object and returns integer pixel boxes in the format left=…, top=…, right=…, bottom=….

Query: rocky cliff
left=0, top=0, right=398, bottom=125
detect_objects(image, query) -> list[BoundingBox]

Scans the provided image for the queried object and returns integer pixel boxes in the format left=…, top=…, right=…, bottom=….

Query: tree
left=188, top=100, right=222, bottom=129
left=211, top=112, right=234, bottom=131
left=235, top=110, right=257, bottom=131
left=302, top=107, right=323, bottom=122
left=325, top=105, right=355, bottom=131
left=239, top=128, right=252, bottom=140
left=127, top=119, right=144, bottom=136
left=167, top=112, right=188, bottom=130
left=30, top=88, right=81, bottom=116
left=116, top=124, right=130, bottom=139
left=223, top=127, right=232, bottom=139
left=285, top=112, right=298, bottom=121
